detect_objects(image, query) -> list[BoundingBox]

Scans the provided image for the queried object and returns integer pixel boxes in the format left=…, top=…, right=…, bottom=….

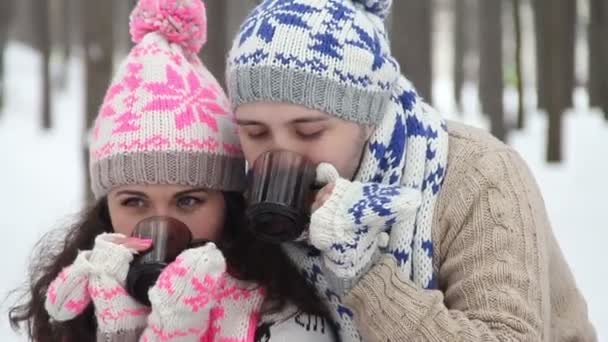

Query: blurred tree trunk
left=453, top=0, right=478, bottom=113
left=50, top=0, right=70, bottom=90
left=200, top=1, right=228, bottom=84
left=36, top=0, right=52, bottom=129
left=589, top=0, right=608, bottom=119
left=453, top=0, right=466, bottom=110
left=201, top=0, right=255, bottom=85
left=532, top=0, right=547, bottom=110
left=564, top=0, right=575, bottom=107
left=68, top=0, right=83, bottom=57
left=541, top=0, right=575, bottom=162
left=0, top=42, right=4, bottom=110
left=0, top=0, right=14, bottom=111
left=534, top=0, right=575, bottom=111
left=225, top=1, right=256, bottom=44
left=114, top=0, right=136, bottom=58
left=513, top=0, right=525, bottom=129
left=62, top=0, right=72, bottom=62
left=479, top=0, right=505, bottom=141
left=83, top=0, right=114, bottom=202
left=391, top=0, right=433, bottom=103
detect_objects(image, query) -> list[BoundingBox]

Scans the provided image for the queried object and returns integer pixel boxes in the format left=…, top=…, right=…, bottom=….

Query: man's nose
left=266, top=134, right=306, bottom=157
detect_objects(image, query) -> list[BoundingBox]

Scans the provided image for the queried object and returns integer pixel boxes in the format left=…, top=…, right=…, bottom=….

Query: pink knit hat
left=89, top=0, right=245, bottom=199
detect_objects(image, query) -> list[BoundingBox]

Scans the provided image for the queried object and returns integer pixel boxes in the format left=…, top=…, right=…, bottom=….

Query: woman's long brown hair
left=8, top=192, right=327, bottom=341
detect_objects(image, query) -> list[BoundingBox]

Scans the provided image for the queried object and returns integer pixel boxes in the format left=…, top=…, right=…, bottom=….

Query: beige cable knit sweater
left=344, top=121, right=596, bottom=341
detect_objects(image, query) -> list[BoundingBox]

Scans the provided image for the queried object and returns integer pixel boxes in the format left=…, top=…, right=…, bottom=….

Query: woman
left=8, top=0, right=335, bottom=341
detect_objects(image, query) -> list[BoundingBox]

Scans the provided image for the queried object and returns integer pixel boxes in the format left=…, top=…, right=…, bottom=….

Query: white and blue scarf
left=283, top=76, right=449, bottom=342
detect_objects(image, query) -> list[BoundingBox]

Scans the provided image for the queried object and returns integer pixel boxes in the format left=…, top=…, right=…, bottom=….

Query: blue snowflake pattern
left=337, top=305, right=354, bottom=319
left=399, top=89, right=417, bottom=112
left=302, top=264, right=323, bottom=284
left=421, top=164, right=445, bottom=195
left=422, top=239, right=434, bottom=258
left=233, top=49, right=270, bottom=65
left=238, top=0, right=321, bottom=46
left=345, top=24, right=387, bottom=71
left=323, top=289, right=353, bottom=319
left=334, top=69, right=372, bottom=87
left=308, top=0, right=355, bottom=58
left=369, top=112, right=407, bottom=182
left=329, top=224, right=371, bottom=258
left=377, top=79, right=393, bottom=90
left=406, top=113, right=439, bottom=139
left=348, top=183, right=402, bottom=224
left=275, top=53, right=329, bottom=73
left=426, top=142, right=437, bottom=160
left=392, top=248, right=410, bottom=266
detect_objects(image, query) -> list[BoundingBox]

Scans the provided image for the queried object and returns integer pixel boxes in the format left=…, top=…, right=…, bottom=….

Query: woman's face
left=107, top=184, right=226, bottom=242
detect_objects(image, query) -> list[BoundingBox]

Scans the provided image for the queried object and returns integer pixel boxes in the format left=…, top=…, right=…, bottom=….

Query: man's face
left=235, top=102, right=372, bottom=180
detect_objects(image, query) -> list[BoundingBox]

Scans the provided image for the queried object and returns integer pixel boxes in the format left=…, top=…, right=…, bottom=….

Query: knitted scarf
left=283, top=75, right=449, bottom=342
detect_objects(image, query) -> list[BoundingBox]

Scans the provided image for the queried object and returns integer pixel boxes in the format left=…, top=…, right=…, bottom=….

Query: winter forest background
left=0, top=0, right=607, bottom=340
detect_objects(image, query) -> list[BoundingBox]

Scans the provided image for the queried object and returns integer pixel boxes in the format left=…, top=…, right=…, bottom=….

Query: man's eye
left=248, top=130, right=268, bottom=139
left=296, top=129, right=324, bottom=140
left=241, top=126, right=268, bottom=139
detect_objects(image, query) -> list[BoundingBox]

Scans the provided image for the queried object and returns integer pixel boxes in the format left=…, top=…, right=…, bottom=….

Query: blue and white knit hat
left=227, top=0, right=398, bottom=125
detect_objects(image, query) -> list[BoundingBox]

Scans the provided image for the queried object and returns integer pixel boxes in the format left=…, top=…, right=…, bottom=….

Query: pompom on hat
left=90, top=0, right=245, bottom=199
left=129, top=0, right=207, bottom=54
left=352, top=0, right=392, bottom=19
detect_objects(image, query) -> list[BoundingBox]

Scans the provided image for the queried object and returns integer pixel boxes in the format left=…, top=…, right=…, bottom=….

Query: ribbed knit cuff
left=91, top=151, right=246, bottom=199
left=96, top=327, right=145, bottom=342
left=228, top=65, right=390, bottom=125
left=344, top=256, right=436, bottom=341
left=309, top=178, right=352, bottom=250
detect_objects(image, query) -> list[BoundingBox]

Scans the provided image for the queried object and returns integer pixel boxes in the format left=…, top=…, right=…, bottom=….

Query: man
left=226, top=0, right=597, bottom=341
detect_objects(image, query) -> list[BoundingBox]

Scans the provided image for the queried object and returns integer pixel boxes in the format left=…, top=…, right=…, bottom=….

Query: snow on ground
left=0, top=43, right=84, bottom=341
left=1, top=42, right=606, bottom=341
left=435, top=78, right=608, bottom=341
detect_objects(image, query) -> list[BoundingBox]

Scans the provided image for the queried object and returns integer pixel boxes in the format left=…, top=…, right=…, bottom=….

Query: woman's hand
left=45, top=233, right=151, bottom=335
left=141, top=243, right=265, bottom=341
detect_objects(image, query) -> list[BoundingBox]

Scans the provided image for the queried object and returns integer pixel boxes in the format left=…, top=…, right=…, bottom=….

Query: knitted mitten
left=141, top=243, right=264, bottom=342
left=203, top=275, right=265, bottom=342
left=45, top=233, right=150, bottom=338
left=309, top=163, right=421, bottom=295
left=45, top=253, right=93, bottom=321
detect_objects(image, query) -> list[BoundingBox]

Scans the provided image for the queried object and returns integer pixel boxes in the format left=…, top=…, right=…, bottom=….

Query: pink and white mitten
left=45, top=252, right=93, bottom=321
left=204, top=275, right=265, bottom=342
left=141, top=243, right=265, bottom=342
left=87, top=234, right=150, bottom=338
left=45, top=233, right=150, bottom=340
left=141, top=243, right=226, bottom=341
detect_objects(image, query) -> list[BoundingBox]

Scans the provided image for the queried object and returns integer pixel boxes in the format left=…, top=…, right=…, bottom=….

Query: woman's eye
left=177, top=196, right=203, bottom=209
left=121, top=198, right=146, bottom=208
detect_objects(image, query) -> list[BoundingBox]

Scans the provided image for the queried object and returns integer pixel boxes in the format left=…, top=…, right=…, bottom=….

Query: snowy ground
left=1, top=42, right=606, bottom=341
left=0, top=43, right=84, bottom=341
